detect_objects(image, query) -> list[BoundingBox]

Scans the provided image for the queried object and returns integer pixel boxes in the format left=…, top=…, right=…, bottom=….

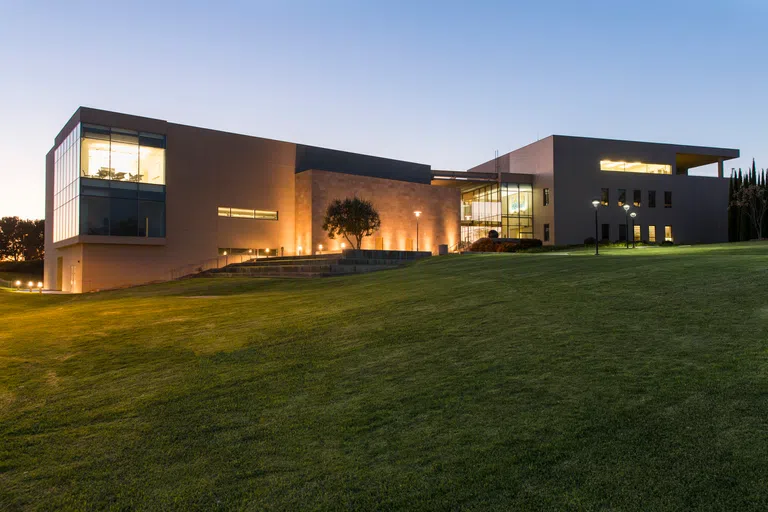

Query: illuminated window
left=600, top=160, right=671, bottom=174
left=601, top=188, right=609, bottom=206
left=80, top=125, right=165, bottom=184
left=664, top=191, right=672, bottom=208
left=648, top=226, right=656, bottom=243
left=634, top=225, right=641, bottom=241
left=618, top=189, right=626, bottom=206
left=664, top=226, right=673, bottom=242
left=633, top=189, right=641, bottom=207
left=648, top=190, right=656, bottom=208
left=543, top=188, right=550, bottom=206
left=218, top=206, right=277, bottom=220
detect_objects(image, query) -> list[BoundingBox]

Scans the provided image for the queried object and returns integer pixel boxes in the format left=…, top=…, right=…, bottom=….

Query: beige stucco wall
left=296, top=169, right=460, bottom=254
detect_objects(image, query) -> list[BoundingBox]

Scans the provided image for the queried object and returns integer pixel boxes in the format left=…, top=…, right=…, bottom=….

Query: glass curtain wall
left=53, top=124, right=81, bottom=242
left=78, top=125, right=166, bottom=238
left=460, top=182, right=534, bottom=243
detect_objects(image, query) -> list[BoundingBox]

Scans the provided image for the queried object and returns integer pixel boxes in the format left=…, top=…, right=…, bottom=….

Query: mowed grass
left=2, top=244, right=768, bottom=510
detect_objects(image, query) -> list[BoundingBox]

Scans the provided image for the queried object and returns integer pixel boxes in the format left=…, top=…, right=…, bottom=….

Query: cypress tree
left=738, top=168, right=750, bottom=241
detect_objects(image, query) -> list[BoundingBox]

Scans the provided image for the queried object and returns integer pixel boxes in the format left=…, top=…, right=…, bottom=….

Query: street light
left=630, top=212, right=637, bottom=249
left=14, top=280, right=21, bottom=291
left=265, top=248, right=270, bottom=259
left=414, top=211, right=422, bottom=252
left=591, top=199, right=601, bottom=255
left=341, top=242, right=346, bottom=251
left=27, top=281, right=34, bottom=291
left=297, top=245, right=303, bottom=256
left=622, top=204, right=631, bottom=249
left=37, top=282, right=43, bottom=293
left=318, top=244, right=323, bottom=254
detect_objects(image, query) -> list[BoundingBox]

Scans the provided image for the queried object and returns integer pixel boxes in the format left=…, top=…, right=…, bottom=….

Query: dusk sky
left=1, top=0, right=765, bottom=219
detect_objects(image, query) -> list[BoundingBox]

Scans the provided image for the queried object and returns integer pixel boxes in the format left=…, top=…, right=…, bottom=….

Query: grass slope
left=2, top=244, right=768, bottom=510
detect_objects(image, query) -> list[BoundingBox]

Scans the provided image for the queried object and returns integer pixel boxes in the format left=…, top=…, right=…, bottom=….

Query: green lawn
left=2, top=243, right=768, bottom=510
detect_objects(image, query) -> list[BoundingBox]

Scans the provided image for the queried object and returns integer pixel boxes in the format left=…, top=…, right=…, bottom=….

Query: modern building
left=44, top=108, right=739, bottom=292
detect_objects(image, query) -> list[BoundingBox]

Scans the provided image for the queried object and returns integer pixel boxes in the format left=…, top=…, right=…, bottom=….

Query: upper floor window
left=633, top=189, right=641, bottom=207
left=600, top=188, right=609, bottom=206
left=618, top=189, right=626, bottom=206
left=543, top=188, right=550, bottom=206
left=648, top=190, right=656, bottom=208
left=600, top=160, right=671, bottom=175
left=81, top=124, right=166, bottom=185
left=664, top=191, right=672, bottom=208
left=218, top=206, right=278, bottom=220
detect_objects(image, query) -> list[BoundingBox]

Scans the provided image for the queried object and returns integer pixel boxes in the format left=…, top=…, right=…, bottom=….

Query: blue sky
left=1, top=0, right=765, bottom=219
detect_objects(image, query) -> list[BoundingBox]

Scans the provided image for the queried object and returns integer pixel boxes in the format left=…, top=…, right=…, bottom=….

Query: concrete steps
left=199, top=249, right=431, bottom=279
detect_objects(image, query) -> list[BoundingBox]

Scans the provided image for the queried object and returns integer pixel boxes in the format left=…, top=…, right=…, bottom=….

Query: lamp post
left=630, top=212, right=637, bottom=249
left=27, top=281, right=34, bottom=292
left=414, top=211, right=422, bottom=251
left=318, top=244, right=323, bottom=255
left=37, top=282, right=43, bottom=294
left=622, top=204, right=631, bottom=248
left=591, top=199, right=600, bottom=255
left=14, top=280, right=21, bottom=291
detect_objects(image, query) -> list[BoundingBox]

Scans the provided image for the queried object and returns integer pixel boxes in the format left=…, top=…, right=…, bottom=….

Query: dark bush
left=584, top=237, right=596, bottom=245
left=518, top=238, right=543, bottom=250
left=469, top=238, right=498, bottom=252
left=660, top=241, right=674, bottom=246
left=0, top=259, right=43, bottom=275
left=497, top=242, right=519, bottom=253
left=488, top=230, right=499, bottom=239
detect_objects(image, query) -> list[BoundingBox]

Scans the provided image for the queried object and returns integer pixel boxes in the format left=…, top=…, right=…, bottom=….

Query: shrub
left=488, top=230, right=500, bottom=239
left=661, top=241, right=674, bottom=246
left=469, top=238, right=498, bottom=252
left=584, top=237, right=596, bottom=246
left=497, top=242, right=519, bottom=253
left=518, top=239, right=543, bottom=250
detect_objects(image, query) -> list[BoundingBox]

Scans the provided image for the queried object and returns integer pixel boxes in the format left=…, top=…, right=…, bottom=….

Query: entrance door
left=56, top=257, right=63, bottom=290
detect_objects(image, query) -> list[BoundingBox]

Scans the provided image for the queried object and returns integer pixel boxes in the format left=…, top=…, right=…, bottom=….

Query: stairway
left=200, top=249, right=432, bottom=278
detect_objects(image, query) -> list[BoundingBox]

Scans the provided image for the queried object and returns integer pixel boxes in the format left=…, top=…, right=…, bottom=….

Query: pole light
left=27, top=281, right=34, bottom=291
left=591, top=199, right=600, bottom=255
left=318, top=244, right=323, bottom=254
left=622, top=204, right=631, bottom=249
left=630, top=212, right=637, bottom=249
left=37, top=282, right=43, bottom=293
left=266, top=248, right=270, bottom=259
left=297, top=245, right=303, bottom=256
left=14, top=280, right=21, bottom=290
left=341, top=242, right=346, bottom=251
left=414, top=211, right=422, bottom=252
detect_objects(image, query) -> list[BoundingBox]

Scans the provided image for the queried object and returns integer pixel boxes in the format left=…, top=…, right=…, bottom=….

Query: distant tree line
left=729, top=160, right=768, bottom=241
left=0, top=217, right=44, bottom=261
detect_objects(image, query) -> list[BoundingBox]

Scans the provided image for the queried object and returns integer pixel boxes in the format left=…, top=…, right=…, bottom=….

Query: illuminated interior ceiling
left=600, top=160, right=671, bottom=174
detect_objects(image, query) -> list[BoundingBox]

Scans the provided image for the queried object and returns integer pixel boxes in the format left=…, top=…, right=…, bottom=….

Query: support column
left=718, top=158, right=724, bottom=178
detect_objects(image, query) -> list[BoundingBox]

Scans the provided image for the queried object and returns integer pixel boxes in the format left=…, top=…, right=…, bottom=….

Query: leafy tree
left=0, top=217, right=45, bottom=261
left=322, top=198, right=381, bottom=250
left=731, top=183, right=768, bottom=240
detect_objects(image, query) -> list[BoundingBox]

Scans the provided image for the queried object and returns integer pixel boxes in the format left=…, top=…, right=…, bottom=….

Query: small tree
left=322, top=197, right=381, bottom=250
left=731, top=183, right=768, bottom=240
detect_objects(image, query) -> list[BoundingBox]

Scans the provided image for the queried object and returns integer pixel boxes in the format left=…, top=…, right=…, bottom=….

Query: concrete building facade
left=44, top=108, right=739, bottom=292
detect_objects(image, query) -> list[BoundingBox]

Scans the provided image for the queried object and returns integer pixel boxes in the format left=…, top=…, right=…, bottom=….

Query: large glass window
left=665, top=226, right=673, bottom=242
left=79, top=178, right=165, bottom=238
left=634, top=225, right=641, bottom=241
left=53, top=124, right=81, bottom=242
left=459, top=182, right=535, bottom=243
left=648, top=226, right=656, bottom=243
left=80, top=125, right=165, bottom=184
left=601, top=160, right=671, bottom=174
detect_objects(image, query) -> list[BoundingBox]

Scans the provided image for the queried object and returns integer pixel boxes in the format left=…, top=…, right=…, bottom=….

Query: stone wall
left=296, top=170, right=460, bottom=254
